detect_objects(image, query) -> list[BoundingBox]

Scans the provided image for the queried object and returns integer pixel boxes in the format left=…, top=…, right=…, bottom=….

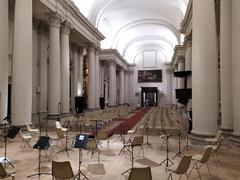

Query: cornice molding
left=180, top=0, right=192, bottom=35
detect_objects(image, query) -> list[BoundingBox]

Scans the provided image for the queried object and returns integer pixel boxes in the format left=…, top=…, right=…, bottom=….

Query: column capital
left=72, top=43, right=79, bottom=52
left=78, top=46, right=85, bottom=55
left=88, top=44, right=95, bottom=53
left=109, top=59, right=116, bottom=66
left=49, top=13, right=62, bottom=28
left=95, top=47, right=101, bottom=55
left=38, top=21, right=48, bottom=35
left=61, top=20, right=72, bottom=35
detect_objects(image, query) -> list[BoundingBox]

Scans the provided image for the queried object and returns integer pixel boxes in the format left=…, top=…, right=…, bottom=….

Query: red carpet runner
left=109, top=108, right=150, bottom=135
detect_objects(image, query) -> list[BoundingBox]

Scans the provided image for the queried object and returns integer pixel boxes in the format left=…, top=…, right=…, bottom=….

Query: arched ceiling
left=73, top=0, right=188, bottom=63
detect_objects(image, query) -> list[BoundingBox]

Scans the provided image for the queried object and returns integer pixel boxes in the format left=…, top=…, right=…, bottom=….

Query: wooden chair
left=167, top=155, right=192, bottom=180
left=128, top=167, right=152, bottom=180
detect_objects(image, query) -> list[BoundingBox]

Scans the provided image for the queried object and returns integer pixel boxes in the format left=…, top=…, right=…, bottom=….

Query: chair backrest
left=132, top=136, right=144, bottom=146
left=128, top=167, right=152, bottom=180
left=27, top=124, right=32, bottom=131
left=201, top=147, right=213, bottom=163
left=19, top=129, right=26, bottom=138
left=0, top=163, right=8, bottom=178
left=175, top=155, right=192, bottom=174
left=88, top=139, right=98, bottom=150
left=55, top=121, right=62, bottom=129
left=56, top=128, right=65, bottom=139
left=52, top=161, right=74, bottom=179
left=96, top=131, right=108, bottom=140
left=215, top=137, right=224, bottom=151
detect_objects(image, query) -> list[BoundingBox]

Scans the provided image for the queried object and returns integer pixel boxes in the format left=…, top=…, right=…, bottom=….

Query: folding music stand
left=74, top=134, right=89, bottom=180
left=27, top=136, right=51, bottom=178
left=2, top=126, right=20, bottom=168
left=159, top=129, right=174, bottom=170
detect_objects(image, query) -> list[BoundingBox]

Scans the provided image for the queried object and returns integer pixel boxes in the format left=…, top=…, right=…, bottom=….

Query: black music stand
left=121, top=139, right=134, bottom=175
left=183, top=108, right=195, bottom=151
left=172, top=126, right=184, bottom=159
left=74, top=134, right=89, bottom=180
left=2, top=125, right=20, bottom=168
left=27, top=136, right=51, bottom=178
left=159, top=129, right=174, bottom=170
left=144, top=120, right=153, bottom=149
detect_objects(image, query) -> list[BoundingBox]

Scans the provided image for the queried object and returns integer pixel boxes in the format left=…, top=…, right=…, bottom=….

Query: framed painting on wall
left=138, top=70, right=162, bottom=83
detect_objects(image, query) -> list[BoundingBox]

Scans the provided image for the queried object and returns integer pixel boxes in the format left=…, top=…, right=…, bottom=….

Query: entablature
left=39, top=0, right=104, bottom=47
left=180, top=0, right=192, bottom=36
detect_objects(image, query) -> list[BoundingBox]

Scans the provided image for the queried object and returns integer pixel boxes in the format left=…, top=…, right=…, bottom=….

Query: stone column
left=48, top=13, right=61, bottom=116
left=191, top=0, right=218, bottom=138
left=95, top=48, right=100, bottom=109
left=100, top=62, right=105, bottom=97
left=60, top=21, right=71, bottom=114
left=231, top=0, right=240, bottom=142
left=172, top=66, right=178, bottom=105
left=11, top=0, right=32, bottom=125
left=72, top=44, right=79, bottom=97
left=220, top=0, right=233, bottom=134
left=177, top=58, right=185, bottom=89
left=0, top=0, right=8, bottom=120
left=78, top=47, right=84, bottom=96
left=124, top=71, right=129, bottom=104
left=109, top=61, right=117, bottom=106
left=128, top=71, right=134, bottom=105
left=32, top=20, right=39, bottom=114
left=87, top=45, right=96, bottom=110
left=166, top=65, right=172, bottom=105
left=185, top=36, right=192, bottom=88
left=119, top=68, right=125, bottom=105
left=38, top=23, right=48, bottom=113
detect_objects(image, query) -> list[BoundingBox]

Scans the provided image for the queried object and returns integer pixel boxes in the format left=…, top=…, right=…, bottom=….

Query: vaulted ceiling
left=73, top=0, right=188, bottom=63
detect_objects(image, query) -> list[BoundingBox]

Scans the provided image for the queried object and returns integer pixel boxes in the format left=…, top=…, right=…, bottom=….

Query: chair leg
left=167, top=172, right=173, bottom=180
left=206, top=163, right=211, bottom=176
left=190, top=162, right=201, bottom=180
left=98, top=151, right=100, bottom=165
left=212, top=153, right=218, bottom=166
